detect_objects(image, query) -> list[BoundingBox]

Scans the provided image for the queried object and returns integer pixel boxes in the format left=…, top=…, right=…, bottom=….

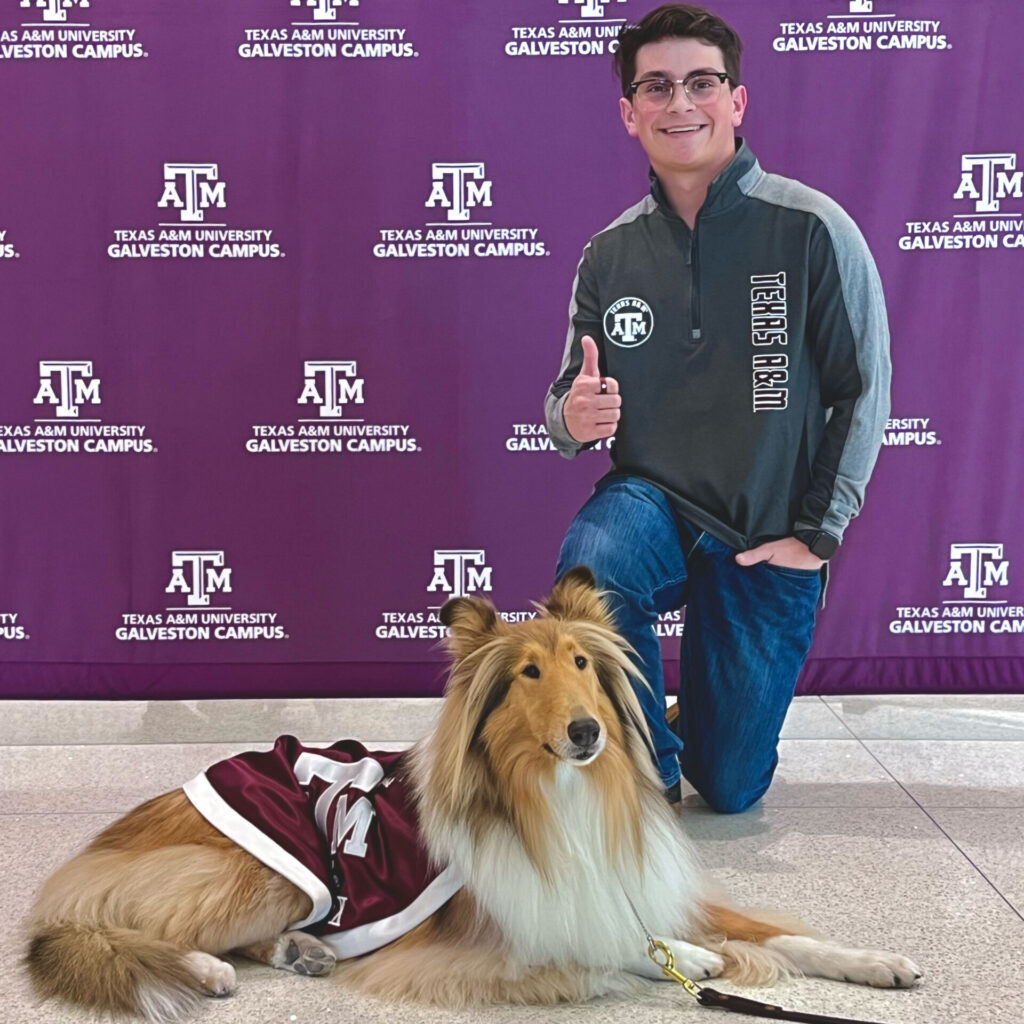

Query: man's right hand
left=562, top=335, right=621, bottom=443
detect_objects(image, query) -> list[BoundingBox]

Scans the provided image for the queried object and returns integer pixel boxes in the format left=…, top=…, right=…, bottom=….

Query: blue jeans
left=556, top=476, right=821, bottom=813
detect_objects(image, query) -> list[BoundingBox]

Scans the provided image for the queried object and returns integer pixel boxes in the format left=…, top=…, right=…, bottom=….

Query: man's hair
left=613, top=4, right=743, bottom=98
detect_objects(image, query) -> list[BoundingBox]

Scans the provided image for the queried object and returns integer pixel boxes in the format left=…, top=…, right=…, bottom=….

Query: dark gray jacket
left=545, top=140, right=890, bottom=552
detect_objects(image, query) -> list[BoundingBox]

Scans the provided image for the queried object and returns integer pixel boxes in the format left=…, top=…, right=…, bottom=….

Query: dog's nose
left=567, top=717, right=600, bottom=749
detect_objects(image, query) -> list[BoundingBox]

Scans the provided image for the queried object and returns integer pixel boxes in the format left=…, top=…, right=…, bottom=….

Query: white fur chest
left=443, top=766, right=705, bottom=968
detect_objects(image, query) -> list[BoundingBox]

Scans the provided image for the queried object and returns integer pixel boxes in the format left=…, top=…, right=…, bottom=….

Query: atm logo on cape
left=889, top=543, right=1023, bottom=636
left=604, top=297, right=653, bottom=348
left=4, top=1, right=147, bottom=60
left=115, top=550, right=289, bottom=642
left=898, top=152, right=1024, bottom=253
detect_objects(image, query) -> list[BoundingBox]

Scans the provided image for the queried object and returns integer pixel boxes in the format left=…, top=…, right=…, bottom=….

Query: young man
left=544, top=4, right=890, bottom=813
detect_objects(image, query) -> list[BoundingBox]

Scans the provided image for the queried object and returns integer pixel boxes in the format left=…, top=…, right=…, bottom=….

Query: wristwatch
left=793, top=529, right=839, bottom=561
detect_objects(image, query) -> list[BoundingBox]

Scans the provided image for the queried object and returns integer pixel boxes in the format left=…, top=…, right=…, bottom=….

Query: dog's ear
left=544, top=566, right=614, bottom=628
left=440, top=595, right=501, bottom=658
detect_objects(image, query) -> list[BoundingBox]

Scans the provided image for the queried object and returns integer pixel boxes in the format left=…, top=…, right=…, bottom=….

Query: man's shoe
left=664, top=780, right=681, bottom=805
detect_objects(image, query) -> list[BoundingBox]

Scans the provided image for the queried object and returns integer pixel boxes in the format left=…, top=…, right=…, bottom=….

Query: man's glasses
left=628, top=71, right=733, bottom=109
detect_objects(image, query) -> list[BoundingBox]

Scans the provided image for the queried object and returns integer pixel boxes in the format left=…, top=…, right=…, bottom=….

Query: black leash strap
left=622, top=889, right=897, bottom=1024
left=646, top=939, right=896, bottom=1024
left=697, top=986, right=896, bottom=1024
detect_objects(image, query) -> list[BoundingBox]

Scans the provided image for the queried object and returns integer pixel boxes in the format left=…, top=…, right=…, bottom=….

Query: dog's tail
left=25, top=921, right=205, bottom=1022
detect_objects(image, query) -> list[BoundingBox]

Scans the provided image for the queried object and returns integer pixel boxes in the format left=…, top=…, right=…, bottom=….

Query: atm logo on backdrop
left=34, top=360, right=100, bottom=418
left=291, top=0, right=357, bottom=21
left=0, top=360, right=155, bottom=455
left=505, top=0, right=627, bottom=57
left=899, top=152, right=1024, bottom=253
left=375, top=549, right=536, bottom=641
left=116, top=551, right=289, bottom=642
left=426, top=164, right=493, bottom=223
left=944, top=545, right=1009, bottom=602
left=299, top=361, right=364, bottom=418
left=773, top=2, right=950, bottom=53
left=166, top=551, right=233, bottom=608
left=373, top=162, right=549, bottom=260
left=427, top=550, right=493, bottom=601
left=954, top=155, right=1022, bottom=215
left=246, top=360, right=420, bottom=454
left=889, top=543, right=1023, bottom=636
left=238, top=0, right=417, bottom=60
left=107, top=163, right=285, bottom=260
left=3, top=1, right=147, bottom=60
left=22, top=0, right=86, bottom=23
left=158, top=164, right=226, bottom=224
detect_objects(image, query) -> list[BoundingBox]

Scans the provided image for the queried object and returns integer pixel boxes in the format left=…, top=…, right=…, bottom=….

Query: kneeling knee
left=691, top=776, right=770, bottom=815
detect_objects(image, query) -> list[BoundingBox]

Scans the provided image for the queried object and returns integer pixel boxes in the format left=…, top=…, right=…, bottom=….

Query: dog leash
left=621, top=890, right=899, bottom=1024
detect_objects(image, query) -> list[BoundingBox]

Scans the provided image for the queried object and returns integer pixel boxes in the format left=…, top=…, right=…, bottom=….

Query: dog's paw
left=183, top=952, right=238, bottom=996
left=837, top=949, right=923, bottom=989
left=664, top=940, right=726, bottom=981
left=271, top=931, right=337, bottom=978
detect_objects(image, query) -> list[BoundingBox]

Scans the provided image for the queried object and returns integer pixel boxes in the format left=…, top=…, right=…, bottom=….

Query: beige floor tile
left=927, top=807, right=1024, bottom=915
left=861, top=740, right=1024, bottom=808
left=824, top=695, right=1024, bottom=741
left=678, top=739, right=914, bottom=810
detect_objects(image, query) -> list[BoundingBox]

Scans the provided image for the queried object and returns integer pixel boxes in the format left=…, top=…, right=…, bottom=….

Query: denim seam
left=685, top=530, right=707, bottom=561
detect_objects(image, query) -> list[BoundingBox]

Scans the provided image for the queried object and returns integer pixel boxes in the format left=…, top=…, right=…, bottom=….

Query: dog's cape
left=183, top=735, right=464, bottom=959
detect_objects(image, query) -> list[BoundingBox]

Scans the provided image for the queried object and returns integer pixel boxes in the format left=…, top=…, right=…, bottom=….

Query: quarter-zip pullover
left=545, top=140, right=890, bottom=551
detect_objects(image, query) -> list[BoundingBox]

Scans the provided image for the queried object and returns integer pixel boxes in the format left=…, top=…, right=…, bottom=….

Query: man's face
left=619, top=37, right=747, bottom=183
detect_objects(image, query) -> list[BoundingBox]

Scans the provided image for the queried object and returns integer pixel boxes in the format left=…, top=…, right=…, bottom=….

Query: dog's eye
left=574, top=655, right=587, bottom=670
left=522, top=664, right=540, bottom=679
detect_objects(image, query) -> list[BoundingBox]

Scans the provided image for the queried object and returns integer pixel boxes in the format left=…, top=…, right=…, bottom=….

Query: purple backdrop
left=1, top=0, right=1022, bottom=698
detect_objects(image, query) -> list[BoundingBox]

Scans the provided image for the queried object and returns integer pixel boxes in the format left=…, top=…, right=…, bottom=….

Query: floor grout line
left=848, top=735, right=1024, bottom=925
left=816, top=694, right=861, bottom=739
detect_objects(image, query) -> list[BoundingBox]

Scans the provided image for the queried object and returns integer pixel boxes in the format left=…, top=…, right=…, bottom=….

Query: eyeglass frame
left=627, top=70, right=735, bottom=107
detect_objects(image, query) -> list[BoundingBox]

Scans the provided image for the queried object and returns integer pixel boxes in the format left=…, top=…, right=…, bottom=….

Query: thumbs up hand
left=563, top=336, right=621, bottom=444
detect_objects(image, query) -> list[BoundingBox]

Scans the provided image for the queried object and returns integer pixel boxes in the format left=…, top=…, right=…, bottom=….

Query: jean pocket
left=756, top=561, right=822, bottom=581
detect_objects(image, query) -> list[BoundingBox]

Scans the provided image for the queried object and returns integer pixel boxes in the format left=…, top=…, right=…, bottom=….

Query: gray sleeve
left=796, top=209, right=891, bottom=543
left=544, top=242, right=603, bottom=458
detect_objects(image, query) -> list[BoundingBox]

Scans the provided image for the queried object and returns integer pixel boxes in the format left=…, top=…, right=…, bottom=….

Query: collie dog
left=25, top=568, right=921, bottom=1020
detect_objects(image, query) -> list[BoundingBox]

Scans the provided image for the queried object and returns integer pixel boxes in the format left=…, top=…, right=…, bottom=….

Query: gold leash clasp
left=647, top=939, right=704, bottom=1001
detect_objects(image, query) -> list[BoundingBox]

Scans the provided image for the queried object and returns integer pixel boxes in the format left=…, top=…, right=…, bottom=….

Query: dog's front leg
left=626, top=938, right=724, bottom=982
left=763, top=935, right=922, bottom=988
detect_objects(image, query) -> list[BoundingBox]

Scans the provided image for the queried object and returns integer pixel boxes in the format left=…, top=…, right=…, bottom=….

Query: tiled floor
left=2, top=694, right=1023, bottom=1024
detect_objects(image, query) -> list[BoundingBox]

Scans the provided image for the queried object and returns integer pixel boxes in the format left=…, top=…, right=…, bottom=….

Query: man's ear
left=731, top=83, right=747, bottom=127
left=544, top=566, right=615, bottom=629
left=440, top=596, right=501, bottom=659
left=620, top=95, right=639, bottom=138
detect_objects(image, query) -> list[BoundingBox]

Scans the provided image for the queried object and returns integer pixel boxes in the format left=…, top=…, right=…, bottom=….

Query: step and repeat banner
left=1, top=0, right=1021, bottom=698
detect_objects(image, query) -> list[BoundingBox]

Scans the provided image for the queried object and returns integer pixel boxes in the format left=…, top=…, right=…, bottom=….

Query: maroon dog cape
left=183, top=735, right=463, bottom=958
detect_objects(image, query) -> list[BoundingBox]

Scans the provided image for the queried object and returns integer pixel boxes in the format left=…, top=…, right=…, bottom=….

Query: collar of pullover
left=649, top=138, right=762, bottom=223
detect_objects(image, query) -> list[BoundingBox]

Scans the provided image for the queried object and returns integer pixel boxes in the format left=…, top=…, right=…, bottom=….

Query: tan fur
left=25, top=792, right=311, bottom=1019
left=25, top=567, right=919, bottom=1017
